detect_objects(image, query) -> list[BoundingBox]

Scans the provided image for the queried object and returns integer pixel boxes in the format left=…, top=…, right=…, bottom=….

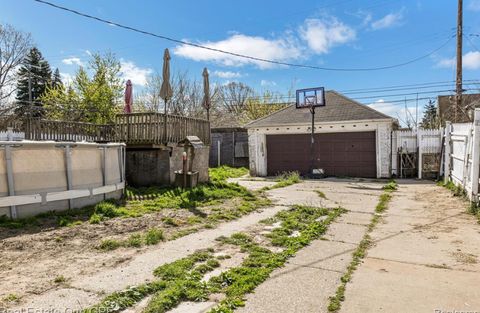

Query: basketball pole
left=310, top=104, right=315, bottom=177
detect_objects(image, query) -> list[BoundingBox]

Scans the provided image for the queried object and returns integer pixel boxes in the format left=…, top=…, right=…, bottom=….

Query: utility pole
left=455, top=0, right=463, bottom=122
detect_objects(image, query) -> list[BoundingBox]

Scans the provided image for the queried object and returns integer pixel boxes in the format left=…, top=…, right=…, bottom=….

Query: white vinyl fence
left=444, top=109, right=480, bottom=201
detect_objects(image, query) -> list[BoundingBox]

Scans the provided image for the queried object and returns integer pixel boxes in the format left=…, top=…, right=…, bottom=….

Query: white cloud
left=370, top=11, right=404, bottom=30
left=62, top=57, right=83, bottom=66
left=468, top=0, right=480, bottom=11
left=437, top=51, right=480, bottom=70
left=174, top=15, right=355, bottom=69
left=119, top=60, right=153, bottom=86
left=260, top=80, right=277, bottom=87
left=368, top=99, right=422, bottom=127
left=299, top=18, right=356, bottom=54
left=213, top=70, right=242, bottom=79
left=85, top=50, right=92, bottom=56
left=174, top=34, right=302, bottom=69
left=60, top=72, right=74, bottom=85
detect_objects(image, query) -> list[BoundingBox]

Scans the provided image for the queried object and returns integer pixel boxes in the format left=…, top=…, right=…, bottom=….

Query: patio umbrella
left=124, top=79, right=133, bottom=113
left=160, top=48, right=173, bottom=109
left=159, top=48, right=173, bottom=142
left=202, top=67, right=211, bottom=121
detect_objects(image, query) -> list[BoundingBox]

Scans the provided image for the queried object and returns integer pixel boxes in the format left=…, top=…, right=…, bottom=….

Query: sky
left=2, top=0, right=480, bottom=123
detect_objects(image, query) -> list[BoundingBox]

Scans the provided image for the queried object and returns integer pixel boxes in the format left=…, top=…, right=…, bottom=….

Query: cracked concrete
left=340, top=180, right=480, bottom=313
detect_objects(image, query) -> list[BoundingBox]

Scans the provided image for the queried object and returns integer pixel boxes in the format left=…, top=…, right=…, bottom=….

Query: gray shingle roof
left=245, top=90, right=393, bottom=128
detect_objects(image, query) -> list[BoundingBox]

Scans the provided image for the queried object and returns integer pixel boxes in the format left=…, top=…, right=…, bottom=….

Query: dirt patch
left=0, top=198, right=259, bottom=303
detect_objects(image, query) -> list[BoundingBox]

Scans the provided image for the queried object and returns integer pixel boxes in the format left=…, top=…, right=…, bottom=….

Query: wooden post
left=470, top=109, right=480, bottom=200
left=444, top=122, right=452, bottom=184
left=5, top=145, right=17, bottom=219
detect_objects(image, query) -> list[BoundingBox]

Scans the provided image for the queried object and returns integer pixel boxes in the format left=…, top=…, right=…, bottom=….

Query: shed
left=245, top=90, right=396, bottom=178
left=209, top=116, right=249, bottom=168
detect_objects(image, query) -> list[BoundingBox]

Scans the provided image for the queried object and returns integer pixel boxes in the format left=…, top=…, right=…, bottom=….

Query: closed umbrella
left=202, top=68, right=211, bottom=121
left=159, top=48, right=173, bottom=142
left=124, top=79, right=133, bottom=113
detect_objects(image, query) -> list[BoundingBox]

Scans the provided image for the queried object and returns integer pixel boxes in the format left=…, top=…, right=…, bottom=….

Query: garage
left=246, top=90, right=397, bottom=178
left=266, top=132, right=376, bottom=177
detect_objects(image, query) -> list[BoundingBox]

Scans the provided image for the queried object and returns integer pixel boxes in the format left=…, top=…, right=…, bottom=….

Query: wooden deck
left=1, top=113, right=211, bottom=145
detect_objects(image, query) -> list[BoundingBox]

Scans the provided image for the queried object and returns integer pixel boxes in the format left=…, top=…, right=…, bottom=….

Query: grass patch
left=53, top=275, right=67, bottom=284
left=262, top=171, right=301, bottom=191
left=2, top=293, right=20, bottom=303
left=209, top=166, right=249, bottom=183
left=327, top=181, right=396, bottom=312
left=83, top=205, right=345, bottom=313
left=0, top=167, right=257, bottom=230
left=98, top=228, right=165, bottom=251
left=315, top=190, right=327, bottom=199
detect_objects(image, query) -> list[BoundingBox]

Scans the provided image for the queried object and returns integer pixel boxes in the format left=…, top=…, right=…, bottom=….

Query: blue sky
left=2, top=0, right=480, bottom=121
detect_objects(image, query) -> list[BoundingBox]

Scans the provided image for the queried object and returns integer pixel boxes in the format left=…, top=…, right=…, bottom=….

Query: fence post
left=444, top=122, right=452, bottom=184
left=5, top=145, right=17, bottom=219
left=418, top=129, right=423, bottom=179
left=470, top=109, right=480, bottom=201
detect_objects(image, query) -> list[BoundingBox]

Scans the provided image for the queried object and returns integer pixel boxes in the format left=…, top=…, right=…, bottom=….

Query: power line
left=34, top=0, right=455, bottom=72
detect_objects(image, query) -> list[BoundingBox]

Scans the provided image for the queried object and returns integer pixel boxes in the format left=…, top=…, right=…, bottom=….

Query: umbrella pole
left=163, top=99, right=168, bottom=143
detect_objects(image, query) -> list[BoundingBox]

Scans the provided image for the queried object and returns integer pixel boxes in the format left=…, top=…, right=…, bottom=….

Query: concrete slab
left=341, top=258, right=480, bottom=313
left=237, top=263, right=341, bottom=313
left=340, top=181, right=480, bottom=313
left=324, top=222, right=368, bottom=245
left=337, top=211, right=373, bottom=226
left=168, top=301, right=217, bottom=313
left=289, top=239, right=357, bottom=272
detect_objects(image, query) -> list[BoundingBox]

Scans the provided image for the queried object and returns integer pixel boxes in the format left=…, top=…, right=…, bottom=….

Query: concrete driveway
left=340, top=180, right=480, bottom=313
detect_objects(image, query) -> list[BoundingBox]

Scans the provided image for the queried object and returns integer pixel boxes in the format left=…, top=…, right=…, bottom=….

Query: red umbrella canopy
left=124, top=79, right=133, bottom=113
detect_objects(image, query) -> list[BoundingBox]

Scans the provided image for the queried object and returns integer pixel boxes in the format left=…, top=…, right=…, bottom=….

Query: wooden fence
left=0, top=113, right=211, bottom=145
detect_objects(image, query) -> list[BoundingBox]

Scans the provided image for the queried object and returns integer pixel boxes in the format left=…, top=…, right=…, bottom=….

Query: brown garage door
left=266, top=132, right=376, bottom=178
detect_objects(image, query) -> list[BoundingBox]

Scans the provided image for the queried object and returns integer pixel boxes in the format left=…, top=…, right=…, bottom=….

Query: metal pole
left=456, top=0, right=463, bottom=122
left=164, top=99, right=168, bottom=143
left=310, top=105, right=315, bottom=176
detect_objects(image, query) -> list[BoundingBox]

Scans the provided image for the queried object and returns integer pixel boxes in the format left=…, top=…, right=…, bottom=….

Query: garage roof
left=245, top=90, right=393, bottom=128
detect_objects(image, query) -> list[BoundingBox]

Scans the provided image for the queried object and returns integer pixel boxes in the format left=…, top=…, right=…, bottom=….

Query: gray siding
left=209, top=129, right=249, bottom=168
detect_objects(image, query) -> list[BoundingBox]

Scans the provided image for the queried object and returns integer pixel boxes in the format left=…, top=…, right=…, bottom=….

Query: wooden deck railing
left=115, top=113, right=210, bottom=145
left=2, top=113, right=211, bottom=145
left=24, top=119, right=115, bottom=142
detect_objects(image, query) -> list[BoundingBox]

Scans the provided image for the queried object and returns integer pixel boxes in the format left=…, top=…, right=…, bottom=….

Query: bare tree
left=219, top=82, right=253, bottom=114
left=0, top=23, right=32, bottom=106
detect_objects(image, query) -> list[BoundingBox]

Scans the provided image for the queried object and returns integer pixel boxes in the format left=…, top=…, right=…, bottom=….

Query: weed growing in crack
left=327, top=181, right=397, bottom=312
left=83, top=205, right=345, bottom=313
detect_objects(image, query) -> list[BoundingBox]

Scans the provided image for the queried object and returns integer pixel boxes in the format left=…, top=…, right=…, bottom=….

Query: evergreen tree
left=15, top=47, right=52, bottom=117
left=420, top=100, right=439, bottom=129
left=51, top=68, right=63, bottom=89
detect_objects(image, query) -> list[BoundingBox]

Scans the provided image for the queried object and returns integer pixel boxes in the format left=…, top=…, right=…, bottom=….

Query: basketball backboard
left=296, top=87, right=326, bottom=109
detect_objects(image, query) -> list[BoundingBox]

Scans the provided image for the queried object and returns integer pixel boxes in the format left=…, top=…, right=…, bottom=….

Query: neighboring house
left=438, top=93, right=480, bottom=123
left=245, top=90, right=397, bottom=178
left=209, top=118, right=249, bottom=168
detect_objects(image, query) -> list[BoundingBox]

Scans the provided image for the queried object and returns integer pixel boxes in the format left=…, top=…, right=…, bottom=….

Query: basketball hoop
left=295, top=87, right=326, bottom=178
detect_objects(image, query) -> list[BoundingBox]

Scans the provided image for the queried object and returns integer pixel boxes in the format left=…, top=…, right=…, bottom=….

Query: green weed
left=328, top=181, right=396, bottom=312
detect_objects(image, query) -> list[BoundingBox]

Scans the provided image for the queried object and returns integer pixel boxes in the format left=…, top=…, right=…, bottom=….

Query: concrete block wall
left=126, top=145, right=210, bottom=187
